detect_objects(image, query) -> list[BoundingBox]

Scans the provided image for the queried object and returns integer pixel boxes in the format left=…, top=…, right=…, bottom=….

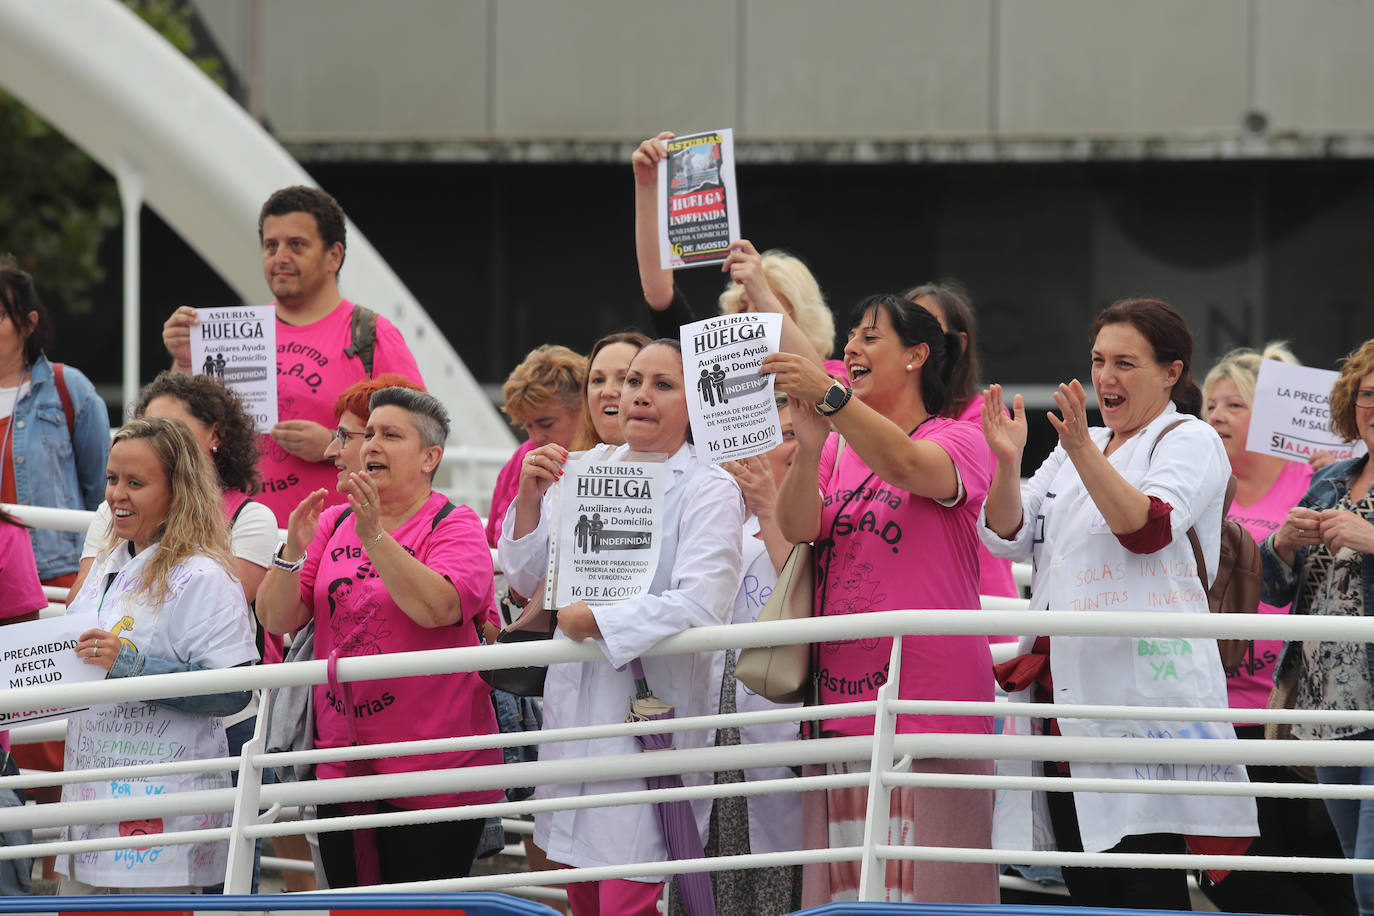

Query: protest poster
left=1247, top=359, right=1368, bottom=463
left=545, top=449, right=668, bottom=608
left=682, top=312, right=783, bottom=464
left=0, top=613, right=103, bottom=731
left=658, top=128, right=740, bottom=270
left=188, top=305, right=277, bottom=432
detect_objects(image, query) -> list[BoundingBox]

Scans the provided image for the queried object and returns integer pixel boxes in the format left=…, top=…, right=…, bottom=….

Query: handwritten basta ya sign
left=0, top=614, right=104, bottom=731
left=546, top=450, right=667, bottom=607
left=1246, top=359, right=1368, bottom=464
left=682, top=312, right=782, bottom=464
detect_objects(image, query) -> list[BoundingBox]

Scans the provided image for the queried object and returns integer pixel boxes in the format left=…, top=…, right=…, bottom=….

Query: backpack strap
left=343, top=304, right=379, bottom=378
left=431, top=498, right=456, bottom=531
left=53, top=363, right=75, bottom=441
left=331, top=507, right=354, bottom=536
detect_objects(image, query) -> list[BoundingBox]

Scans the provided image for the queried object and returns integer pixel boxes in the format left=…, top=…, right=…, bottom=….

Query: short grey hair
left=369, top=387, right=450, bottom=451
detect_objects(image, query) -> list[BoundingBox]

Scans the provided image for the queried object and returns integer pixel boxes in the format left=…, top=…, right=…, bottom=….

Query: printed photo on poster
left=658, top=128, right=740, bottom=270
left=682, top=312, right=782, bottom=464
left=546, top=449, right=667, bottom=608
left=1247, top=359, right=1369, bottom=463
left=188, top=305, right=278, bottom=432
left=0, top=613, right=102, bottom=731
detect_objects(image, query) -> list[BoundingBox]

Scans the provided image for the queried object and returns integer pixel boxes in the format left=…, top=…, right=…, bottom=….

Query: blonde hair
left=1331, top=338, right=1374, bottom=442
left=501, top=345, right=587, bottom=423
left=103, top=417, right=235, bottom=603
left=1201, top=342, right=1301, bottom=416
left=718, top=249, right=835, bottom=358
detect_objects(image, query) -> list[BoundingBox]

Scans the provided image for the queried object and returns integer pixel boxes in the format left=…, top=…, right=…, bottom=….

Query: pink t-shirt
left=300, top=492, right=502, bottom=809
left=1, top=520, right=46, bottom=755
left=814, top=418, right=995, bottom=737
left=1224, top=460, right=1313, bottom=713
left=258, top=300, right=424, bottom=526
left=0, top=521, right=46, bottom=622
left=955, top=398, right=1019, bottom=606
left=485, top=439, right=535, bottom=549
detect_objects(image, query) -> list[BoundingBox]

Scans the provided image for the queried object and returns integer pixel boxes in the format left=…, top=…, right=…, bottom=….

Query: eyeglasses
left=1356, top=389, right=1374, bottom=409
left=333, top=428, right=364, bottom=446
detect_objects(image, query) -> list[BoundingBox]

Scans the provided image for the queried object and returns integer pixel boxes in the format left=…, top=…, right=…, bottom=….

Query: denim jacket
left=108, top=645, right=253, bottom=716
left=1260, top=454, right=1374, bottom=684
left=8, top=354, right=109, bottom=580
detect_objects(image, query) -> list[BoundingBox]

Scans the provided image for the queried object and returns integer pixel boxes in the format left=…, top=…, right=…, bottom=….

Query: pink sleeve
left=300, top=506, right=348, bottom=603
left=816, top=433, right=839, bottom=489
left=423, top=506, right=497, bottom=630
left=486, top=441, right=534, bottom=548
left=0, top=525, right=46, bottom=620
left=371, top=316, right=425, bottom=387
left=924, top=419, right=992, bottom=508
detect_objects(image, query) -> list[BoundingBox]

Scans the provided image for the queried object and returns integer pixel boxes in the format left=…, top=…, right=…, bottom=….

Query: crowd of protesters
left=2, top=141, right=1373, bottom=915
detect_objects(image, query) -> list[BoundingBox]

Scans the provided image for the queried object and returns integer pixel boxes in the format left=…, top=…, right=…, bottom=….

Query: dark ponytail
left=847, top=294, right=960, bottom=416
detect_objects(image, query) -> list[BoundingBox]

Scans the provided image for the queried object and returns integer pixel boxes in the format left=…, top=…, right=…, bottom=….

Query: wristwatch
left=815, top=380, right=853, bottom=416
left=272, top=543, right=307, bottom=574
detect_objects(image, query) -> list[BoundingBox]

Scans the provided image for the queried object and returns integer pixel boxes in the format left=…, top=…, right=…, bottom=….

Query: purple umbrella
left=627, top=659, right=717, bottom=916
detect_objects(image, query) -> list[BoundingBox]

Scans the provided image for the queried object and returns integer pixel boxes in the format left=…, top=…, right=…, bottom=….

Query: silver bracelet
left=370, top=531, right=384, bottom=547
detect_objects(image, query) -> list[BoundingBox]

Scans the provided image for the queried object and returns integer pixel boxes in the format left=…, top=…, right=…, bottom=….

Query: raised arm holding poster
left=658, top=128, right=740, bottom=270
left=682, top=312, right=783, bottom=464
left=1247, top=359, right=1369, bottom=463
left=546, top=449, right=668, bottom=608
left=0, top=613, right=103, bottom=731
left=188, top=305, right=277, bottom=432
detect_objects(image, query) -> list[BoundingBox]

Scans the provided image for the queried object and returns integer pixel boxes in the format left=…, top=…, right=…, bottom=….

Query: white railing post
left=857, top=635, right=905, bottom=901
left=221, top=691, right=270, bottom=893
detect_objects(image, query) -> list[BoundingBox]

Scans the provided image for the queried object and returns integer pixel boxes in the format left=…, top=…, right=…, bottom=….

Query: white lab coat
left=499, top=442, right=743, bottom=876
left=979, top=405, right=1258, bottom=853
left=716, top=516, right=803, bottom=855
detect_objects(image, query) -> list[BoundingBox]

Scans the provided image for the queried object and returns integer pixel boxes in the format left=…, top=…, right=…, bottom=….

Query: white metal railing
left=2, top=608, right=1374, bottom=903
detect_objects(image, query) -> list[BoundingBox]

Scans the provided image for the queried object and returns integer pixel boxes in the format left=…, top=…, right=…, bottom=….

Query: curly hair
left=1201, top=342, right=1300, bottom=415
left=1330, top=338, right=1374, bottom=443
left=573, top=330, right=650, bottom=451
left=102, top=418, right=235, bottom=603
left=718, top=249, right=835, bottom=358
left=502, top=345, right=587, bottom=424
left=135, top=371, right=260, bottom=494
left=333, top=372, right=424, bottom=423
left=258, top=186, right=347, bottom=273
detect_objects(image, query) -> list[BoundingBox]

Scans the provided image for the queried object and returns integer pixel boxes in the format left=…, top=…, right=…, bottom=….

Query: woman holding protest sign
left=1260, top=337, right=1374, bottom=914
left=57, top=417, right=258, bottom=894
left=979, top=298, right=1257, bottom=910
left=499, top=339, right=743, bottom=916
left=1196, top=344, right=1352, bottom=916
left=256, top=387, right=502, bottom=887
left=758, top=272, right=997, bottom=905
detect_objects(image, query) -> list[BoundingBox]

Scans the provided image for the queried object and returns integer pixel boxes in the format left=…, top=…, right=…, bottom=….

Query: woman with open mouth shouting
left=979, top=298, right=1257, bottom=910
left=757, top=258, right=998, bottom=905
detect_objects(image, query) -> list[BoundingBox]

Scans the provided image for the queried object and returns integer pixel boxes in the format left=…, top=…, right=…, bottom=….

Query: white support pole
left=857, top=636, right=904, bottom=901
left=115, top=161, right=143, bottom=416
left=221, top=691, right=270, bottom=893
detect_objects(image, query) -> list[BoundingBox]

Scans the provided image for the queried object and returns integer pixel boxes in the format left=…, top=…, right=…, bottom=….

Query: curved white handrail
left=0, top=0, right=512, bottom=447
